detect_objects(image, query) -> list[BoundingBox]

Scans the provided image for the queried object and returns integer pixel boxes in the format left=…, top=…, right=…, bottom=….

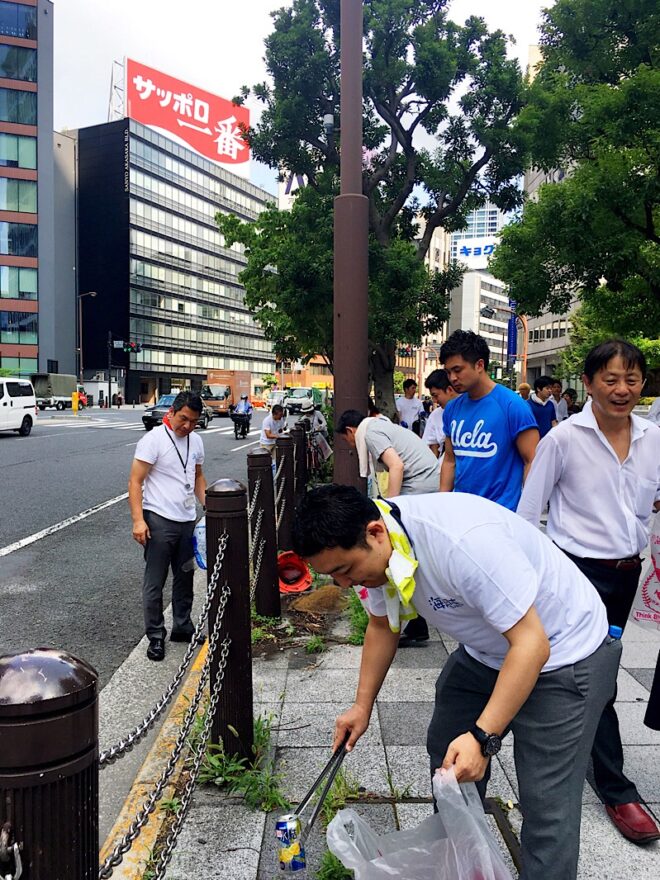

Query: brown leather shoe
left=605, top=803, right=660, bottom=843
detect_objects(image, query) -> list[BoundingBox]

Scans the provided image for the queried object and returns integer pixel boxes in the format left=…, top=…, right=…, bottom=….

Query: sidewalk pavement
left=162, top=612, right=660, bottom=879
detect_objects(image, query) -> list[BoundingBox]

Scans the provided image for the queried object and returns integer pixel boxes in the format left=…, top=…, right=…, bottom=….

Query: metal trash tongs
left=295, top=733, right=350, bottom=846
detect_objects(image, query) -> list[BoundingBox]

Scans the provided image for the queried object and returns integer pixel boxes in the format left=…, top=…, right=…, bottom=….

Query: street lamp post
left=77, top=290, right=97, bottom=383
left=333, top=0, right=369, bottom=487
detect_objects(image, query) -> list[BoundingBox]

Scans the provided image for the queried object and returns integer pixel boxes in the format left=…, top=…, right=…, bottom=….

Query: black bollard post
left=205, top=479, right=254, bottom=761
left=290, top=424, right=308, bottom=502
left=247, top=450, right=280, bottom=619
left=275, top=435, right=295, bottom=551
left=0, top=649, right=98, bottom=879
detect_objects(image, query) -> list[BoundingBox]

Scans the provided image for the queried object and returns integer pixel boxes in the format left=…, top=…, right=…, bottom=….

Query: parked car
left=0, top=377, right=37, bottom=436
left=266, top=390, right=287, bottom=412
left=142, top=394, right=211, bottom=431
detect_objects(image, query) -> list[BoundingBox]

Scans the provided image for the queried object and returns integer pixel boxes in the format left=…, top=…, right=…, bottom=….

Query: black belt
left=564, top=549, right=642, bottom=572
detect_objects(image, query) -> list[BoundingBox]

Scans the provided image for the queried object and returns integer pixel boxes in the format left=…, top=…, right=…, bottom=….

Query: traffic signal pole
left=333, top=0, right=369, bottom=488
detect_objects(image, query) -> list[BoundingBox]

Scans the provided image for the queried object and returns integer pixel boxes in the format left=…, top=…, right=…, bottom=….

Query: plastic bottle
left=608, top=624, right=623, bottom=639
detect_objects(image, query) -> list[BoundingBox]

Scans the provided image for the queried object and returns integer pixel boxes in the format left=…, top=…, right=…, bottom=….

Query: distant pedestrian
left=550, top=379, right=568, bottom=421
left=117, top=392, right=123, bottom=409
left=128, top=391, right=206, bottom=662
left=423, top=368, right=458, bottom=458
left=395, top=379, right=424, bottom=430
left=647, top=396, right=660, bottom=426
left=518, top=339, right=660, bottom=843
left=439, top=330, right=539, bottom=510
left=516, top=382, right=531, bottom=401
left=259, top=403, right=286, bottom=459
left=527, top=376, right=557, bottom=438
left=562, top=387, right=582, bottom=415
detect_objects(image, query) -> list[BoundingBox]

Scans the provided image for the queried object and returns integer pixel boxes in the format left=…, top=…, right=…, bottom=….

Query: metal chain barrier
left=99, top=534, right=228, bottom=768
left=276, top=497, right=287, bottom=533
left=148, top=635, right=231, bottom=879
left=275, top=457, right=285, bottom=482
left=98, top=582, right=231, bottom=879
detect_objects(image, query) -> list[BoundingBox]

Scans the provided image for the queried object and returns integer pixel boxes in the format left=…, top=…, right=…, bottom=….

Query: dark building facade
left=77, top=118, right=275, bottom=403
left=0, top=0, right=56, bottom=377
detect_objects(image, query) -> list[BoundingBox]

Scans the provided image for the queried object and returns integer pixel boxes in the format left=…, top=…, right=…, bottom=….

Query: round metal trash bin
left=0, top=649, right=99, bottom=879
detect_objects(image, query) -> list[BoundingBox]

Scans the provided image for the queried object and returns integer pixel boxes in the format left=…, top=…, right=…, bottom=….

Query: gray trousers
left=143, top=510, right=195, bottom=640
left=427, top=640, right=621, bottom=880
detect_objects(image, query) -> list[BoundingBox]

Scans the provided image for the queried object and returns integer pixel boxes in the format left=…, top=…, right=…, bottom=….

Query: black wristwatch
left=469, top=724, right=502, bottom=757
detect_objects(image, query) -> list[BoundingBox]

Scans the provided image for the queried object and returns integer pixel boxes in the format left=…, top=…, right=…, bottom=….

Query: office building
left=450, top=202, right=508, bottom=268
left=0, top=0, right=58, bottom=377
left=77, top=118, right=275, bottom=403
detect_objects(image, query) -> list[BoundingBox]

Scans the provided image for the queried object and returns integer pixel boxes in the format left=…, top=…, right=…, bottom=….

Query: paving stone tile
left=283, top=667, right=360, bottom=703
left=377, top=667, right=437, bottom=702
left=617, top=702, right=660, bottom=745
left=623, top=620, right=660, bottom=643
left=577, top=804, right=660, bottom=879
left=627, top=667, right=656, bottom=691
left=167, top=800, right=265, bottom=880
left=377, top=701, right=434, bottom=746
left=312, top=643, right=364, bottom=668
left=621, top=640, right=660, bottom=669
left=276, top=744, right=391, bottom=801
left=277, top=701, right=384, bottom=748
left=391, top=640, right=448, bottom=669
left=257, top=804, right=397, bottom=880
left=252, top=667, right=288, bottom=703
left=615, top=745, right=660, bottom=806
left=616, top=668, right=651, bottom=701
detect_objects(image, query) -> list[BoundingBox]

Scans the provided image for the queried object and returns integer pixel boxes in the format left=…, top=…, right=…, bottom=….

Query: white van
left=0, top=377, right=37, bottom=436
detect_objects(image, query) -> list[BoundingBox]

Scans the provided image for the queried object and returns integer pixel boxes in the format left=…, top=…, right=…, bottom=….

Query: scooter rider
left=234, top=393, right=253, bottom=422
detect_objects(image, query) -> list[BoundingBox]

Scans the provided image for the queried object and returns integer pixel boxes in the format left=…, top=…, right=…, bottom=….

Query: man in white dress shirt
left=422, top=368, right=458, bottom=457
left=550, top=378, right=569, bottom=421
left=518, top=339, right=660, bottom=843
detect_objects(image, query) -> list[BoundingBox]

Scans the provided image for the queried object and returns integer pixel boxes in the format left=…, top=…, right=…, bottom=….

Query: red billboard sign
left=125, top=59, right=250, bottom=166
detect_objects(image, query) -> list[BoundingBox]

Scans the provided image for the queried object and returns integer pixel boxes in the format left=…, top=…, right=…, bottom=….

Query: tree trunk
left=370, top=342, right=397, bottom=419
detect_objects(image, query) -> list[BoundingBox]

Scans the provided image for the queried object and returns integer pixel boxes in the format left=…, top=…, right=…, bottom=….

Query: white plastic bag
left=192, top=516, right=207, bottom=570
left=327, top=768, right=513, bottom=880
left=629, top=512, right=660, bottom=631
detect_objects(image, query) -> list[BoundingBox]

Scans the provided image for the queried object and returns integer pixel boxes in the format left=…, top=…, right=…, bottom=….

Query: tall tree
left=228, top=0, right=529, bottom=410
left=490, top=0, right=660, bottom=342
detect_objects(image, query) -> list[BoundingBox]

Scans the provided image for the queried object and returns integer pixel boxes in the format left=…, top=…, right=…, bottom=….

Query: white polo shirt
left=135, top=424, right=205, bottom=522
left=422, top=406, right=445, bottom=447
left=358, top=492, right=607, bottom=671
left=517, top=403, right=660, bottom=558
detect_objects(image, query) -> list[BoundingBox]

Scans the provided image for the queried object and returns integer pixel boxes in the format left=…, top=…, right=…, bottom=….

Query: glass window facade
left=0, top=309, right=37, bottom=343
left=0, top=221, right=37, bottom=256
left=0, top=87, right=36, bottom=124
left=0, top=132, right=36, bottom=168
left=0, top=265, right=37, bottom=298
left=0, top=44, right=37, bottom=81
left=0, top=2, right=37, bottom=39
left=0, top=177, right=36, bottom=212
left=0, top=355, right=37, bottom=375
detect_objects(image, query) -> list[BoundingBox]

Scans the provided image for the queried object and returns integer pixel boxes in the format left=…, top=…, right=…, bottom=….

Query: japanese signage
left=452, top=237, right=498, bottom=270
left=126, top=59, right=250, bottom=166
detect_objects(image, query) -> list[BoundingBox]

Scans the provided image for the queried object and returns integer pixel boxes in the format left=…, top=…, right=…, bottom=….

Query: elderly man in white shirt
left=518, top=339, right=660, bottom=844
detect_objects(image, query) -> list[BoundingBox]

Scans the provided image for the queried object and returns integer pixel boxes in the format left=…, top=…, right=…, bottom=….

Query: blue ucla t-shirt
left=443, top=384, right=538, bottom=510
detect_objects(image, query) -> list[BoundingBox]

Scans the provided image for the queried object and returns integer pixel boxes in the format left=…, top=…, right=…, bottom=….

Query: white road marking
left=230, top=440, right=261, bottom=452
left=0, top=492, right=129, bottom=558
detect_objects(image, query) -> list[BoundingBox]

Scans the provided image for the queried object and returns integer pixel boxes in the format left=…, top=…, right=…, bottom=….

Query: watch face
left=483, top=734, right=502, bottom=757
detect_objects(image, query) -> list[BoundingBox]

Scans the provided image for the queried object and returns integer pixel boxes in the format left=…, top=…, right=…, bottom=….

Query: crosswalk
left=40, top=417, right=261, bottom=438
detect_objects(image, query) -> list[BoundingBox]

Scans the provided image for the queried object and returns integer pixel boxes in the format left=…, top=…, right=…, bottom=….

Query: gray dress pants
left=426, top=639, right=620, bottom=880
left=143, top=510, right=195, bottom=640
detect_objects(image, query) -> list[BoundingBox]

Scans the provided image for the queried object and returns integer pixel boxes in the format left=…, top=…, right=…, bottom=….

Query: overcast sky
left=54, top=0, right=549, bottom=193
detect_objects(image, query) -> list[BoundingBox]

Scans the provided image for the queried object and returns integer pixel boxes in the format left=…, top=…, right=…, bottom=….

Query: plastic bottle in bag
left=192, top=516, right=207, bottom=570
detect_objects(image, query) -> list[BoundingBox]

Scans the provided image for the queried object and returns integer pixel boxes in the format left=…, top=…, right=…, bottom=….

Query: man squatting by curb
left=293, top=484, right=620, bottom=880
left=128, top=391, right=206, bottom=662
left=518, top=339, right=660, bottom=842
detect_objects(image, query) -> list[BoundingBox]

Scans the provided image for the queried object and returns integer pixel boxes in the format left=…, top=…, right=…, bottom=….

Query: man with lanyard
left=422, top=368, right=458, bottom=458
left=129, top=391, right=206, bottom=661
left=292, top=484, right=620, bottom=880
left=518, top=339, right=660, bottom=842
left=440, top=329, right=539, bottom=510
left=395, top=378, right=424, bottom=430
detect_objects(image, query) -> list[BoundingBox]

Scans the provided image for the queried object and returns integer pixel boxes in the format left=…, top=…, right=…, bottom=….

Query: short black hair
left=367, top=397, right=381, bottom=416
left=402, top=378, right=417, bottom=391
left=440, top=330, right=490, bottom=371
left=534, top=375, right=553, bottom=392
left=583, top=339, right=647, bottom=382
left=550, top=378, right=562, bottom=389
left=425, top=368, right=451, bottom=392
left=272, top=404, right=284, bottom=416
left=292, top=484, right=380, bottom=557
left=563, top=388, right=578, bottom=401
left=336, top=409, right=365, bottom=434
left=172, top=391, right=203, bottom=414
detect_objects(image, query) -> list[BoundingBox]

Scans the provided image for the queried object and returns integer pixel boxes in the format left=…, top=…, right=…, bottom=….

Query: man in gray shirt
left=336, top=409, right=440, bottom=497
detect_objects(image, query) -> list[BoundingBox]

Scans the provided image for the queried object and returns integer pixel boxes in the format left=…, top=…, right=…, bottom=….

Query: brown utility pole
left=333, top=0, right=369, bottom=487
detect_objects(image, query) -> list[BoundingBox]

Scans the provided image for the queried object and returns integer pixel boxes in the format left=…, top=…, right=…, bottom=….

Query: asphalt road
left=0, top=406, right=267, bottom=686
